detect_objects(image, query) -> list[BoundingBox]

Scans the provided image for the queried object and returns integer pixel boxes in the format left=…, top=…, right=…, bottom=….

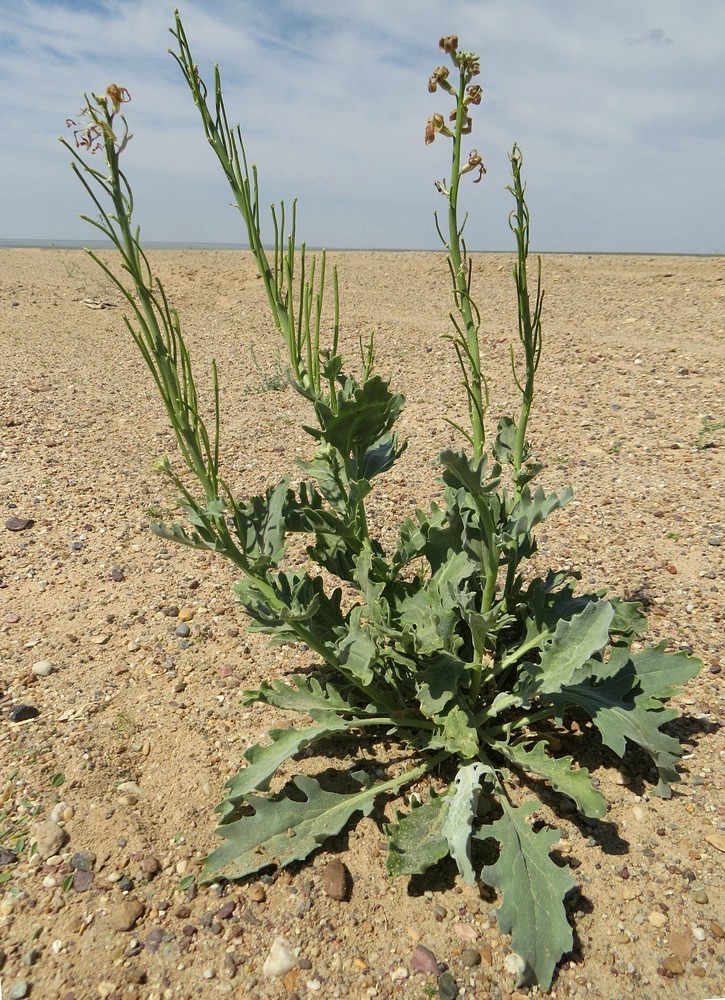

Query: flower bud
left=465, top=84, right=483, bottom=106
left=439, top=34, right=459, bottom=54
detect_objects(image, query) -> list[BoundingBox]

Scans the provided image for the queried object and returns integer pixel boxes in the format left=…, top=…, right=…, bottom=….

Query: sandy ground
left=0, top=247, right=723, bottom=1000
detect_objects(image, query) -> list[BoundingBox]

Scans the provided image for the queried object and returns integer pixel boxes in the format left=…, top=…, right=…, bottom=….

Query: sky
left=2, top=0, right=724, bottom=253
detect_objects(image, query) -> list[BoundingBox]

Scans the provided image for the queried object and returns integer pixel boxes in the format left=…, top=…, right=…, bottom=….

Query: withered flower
left=439, top=34, right=459, bottom=54
left=105, top=84, right=131, bottom=112
left=425, top=112, right=453, bottom=145
left=465, top=84, right=483, bottom=106
left=427, top=65, right=450, bottom=93
left=460, top=149, right=486, bottom=183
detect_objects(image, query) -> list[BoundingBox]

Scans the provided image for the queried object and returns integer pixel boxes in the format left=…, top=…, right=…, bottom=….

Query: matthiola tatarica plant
left=62, top=15, right=700, bottom=988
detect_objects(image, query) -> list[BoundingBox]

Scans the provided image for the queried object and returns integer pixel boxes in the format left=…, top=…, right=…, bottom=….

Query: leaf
left=477, top=800, right=574, bottom=988
left=629, top=641, right=700, bottom=703
left=244, top=675, right=366, bottom=715
left=203, top=772, right=380, bottom=881
left=336, top=606, right=377, bottom=687
left=416, top=651, right=468, bottom=717
left=503, top=740, right=607, bottom=819
left=442, top=762, right=490, bottom=883
left=386, top=793, right=449, bottom=878
left=526, top=600, right=614, bottom=694
left=434, top=703, right=479, bottom=759
left=219, top=714, right=353, bottom=818
left=551, top=676, right=686, bottom=796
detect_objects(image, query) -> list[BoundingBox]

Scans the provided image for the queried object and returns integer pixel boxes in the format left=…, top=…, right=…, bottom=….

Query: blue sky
left=2, top=0, right=724, bottom=252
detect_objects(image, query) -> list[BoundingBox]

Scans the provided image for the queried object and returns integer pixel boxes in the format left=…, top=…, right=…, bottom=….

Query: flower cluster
left=65, top=86, right=132, bottom=156
left=425, top=35, right=485, bottom=185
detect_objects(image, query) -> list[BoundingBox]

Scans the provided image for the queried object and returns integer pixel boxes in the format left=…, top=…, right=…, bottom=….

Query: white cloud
left=1, top=0, right=724, bottom=252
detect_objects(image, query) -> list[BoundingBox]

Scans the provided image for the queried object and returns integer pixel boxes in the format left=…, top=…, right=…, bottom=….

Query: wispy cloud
left=2, top=0, right=724, bottom=252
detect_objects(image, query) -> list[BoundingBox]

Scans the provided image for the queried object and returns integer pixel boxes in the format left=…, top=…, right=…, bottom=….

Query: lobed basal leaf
left=477, top=799, right=575, bottom=989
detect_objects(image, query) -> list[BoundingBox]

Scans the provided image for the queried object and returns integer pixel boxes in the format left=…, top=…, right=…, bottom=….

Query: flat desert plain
left=1, top=248, right=723, bottom=999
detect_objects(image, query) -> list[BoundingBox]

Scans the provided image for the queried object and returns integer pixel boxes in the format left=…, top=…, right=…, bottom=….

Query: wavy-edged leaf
left=416, top=651, right=468, bottom=717
left=442, top=761, right=490, bottom=883
left=242, top=674, right=370, bottom=715
left=219, top=713, right=353, bottom=818
left=526, top=600, right=614, bottom=694
left=477, top=800, right=574, bottom=989
left=502, top=740, right=607, bottom=818
left=204, top=771, right=379, bottom=881
left=551, top=676, right=687, bottom=796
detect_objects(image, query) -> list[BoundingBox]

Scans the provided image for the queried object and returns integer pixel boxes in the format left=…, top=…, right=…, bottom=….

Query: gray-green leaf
left=477, top=800, right=574, bottom=988
left=502, top=740, right=607, bottom=818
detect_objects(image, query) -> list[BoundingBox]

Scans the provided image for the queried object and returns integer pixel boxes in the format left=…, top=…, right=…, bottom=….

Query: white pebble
left=263, top=937, right=298, bottom=977
left=390, top=968, right=408, bottom=982
left=51, top=939, right=64, bottom=954
left=32, top=659, right=54, bottom=677
left=648, top=911, right=668, bottom=928
left=692, top=925, right=707, bottom=942
left=504, top=952, right=527, bottom=981
left=632, top=805, right=645, bottom=822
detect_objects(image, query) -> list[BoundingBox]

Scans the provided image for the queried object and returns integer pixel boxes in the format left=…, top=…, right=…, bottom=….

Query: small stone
left=216, top=901, right=236, bottom=920
left=31, top=659, right=54, bottom=677
left=711, top=920, right=724, bottom=939
left=31, top=820, right=67, bottom=860
left=433, top=904, right=447, bottom=921
left=8, top=981, right=30, bottom=999
left=662, top=956, right=684, bottom=975
left=5, top=612, right=20, bottom=624
left=71, top=851, right=95, bottom=872
left=648, top=911, right=668, bottom=928
left=247, top=883, right=266, bottom=903
left=175, top=623, right=191, bottom=638
left=116, top=781, right=143, bottom=803
left=632, top=805, right=645, bottom=822
left=0, top=848, right=19, bottom=866
left=141, top=856, right=161, bottom=877
left=322, top=858, right=351, bottom=901
left=460, top=948, right=481, bottom=968
left=692, top=925, right=707, bottom=942
left=110, top=566, right=125, bottom=582
left=438, top=971, right=459, bottom=1000
left=5, top=516, right=33, bottom=531
left=410, top=944, right=438, bottom=974
left=72, top=870, right=94, bottom=893
left=694, top=889, right=708, bottom=904
left=390, top=967, right=408, bottom=982
left=453, top=923, right=478, bottom=943
left=10, top=705, right=40, bottom=723
left=263, top=937, right=297, bottom=977
left=178, top=607, right=194, bottom=621
left=704, top=832, right=725, bottom=853
left=109, top=899, right=145, bottom=931
left=504, top=952, right=527, bottom=980
left=202, top=965, right=215, bottom=980
left=222, top=953, right=237, bottom=979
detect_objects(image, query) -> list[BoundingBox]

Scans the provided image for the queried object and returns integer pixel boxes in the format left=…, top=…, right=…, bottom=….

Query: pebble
left=178, top=607, right=194, bottom=621
left=704, top=832, right=725, bottom=853
left=216, top=901, right=236, bottom=920
left=31, top=659, right=54, bottom=677
left=648, top=911, right=668, bottom=928
left=116, top=781, right=144, bottom=803
left=438, top=972, right=459, bottom=1000
left=461, top=948, right=482, bottom=968
left=7, top=981, right=30, bottom=1000
left=10, top=705, right=40, bottom=723
left=263, top=937, right=298, bottom=977
left=390, top=967, right=408, bottom=981
left=711, top=920, right=724, bottom=939
left=410, top=944, right=438, bottom=974
left=5, top=516, right=33, bottom=531
left=30, top=820, right=67, bottom=860
left=72, top=869, right=94, bottom=892
left=247, top=883, right=266, bottom=903
left=109, top=899, right=145, bottom=931
left=504, top=952, right=527, bottom=980
left=175, top=622, right=191, bottom=638
left=662, top=956, right=684, bottom=975
left=694, top=889, right=708, bottom=904
left=71, top=850, right=96, bottom=871
left=322, top=858, right=351, bottom=900
left=692, top=925, right=707, bottom=942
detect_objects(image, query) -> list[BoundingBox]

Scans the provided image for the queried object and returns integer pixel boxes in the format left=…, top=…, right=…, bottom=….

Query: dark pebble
left=5, top=517, right=33, bottom=532
left=322, top=858, right=351, bottom=901
left=460, top=948, right=481, bottom=968
left=175, top=905, right=191, bottom=919
left=182, top=925, right=197, bottom=937
left=0, top=848, right=19, bottom=866
left=118, top=876, right=134, bottom=892
left=438, top=971, right=459, bottom=1000
left=216, top=901, right=236, bottom=920
left=199, top=912, right=214, bottom=929
left=110, top=566, right=125, bottom=582
left=70, top=541, right=83, bottom=551
left=71, top=851, right=96, bottom=872
left=175, top=623, right=190, bottom=638
left=179, top=639, right=192, bottom=649
left=10, top=705, right=40, bottom=723
left=164, top=606, right=180, bottom=617
left=145, top=928, right=165, bottom=954
left=189, top=580, right=200, bottom=590
left=72, top=870, right=94, bottom=893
